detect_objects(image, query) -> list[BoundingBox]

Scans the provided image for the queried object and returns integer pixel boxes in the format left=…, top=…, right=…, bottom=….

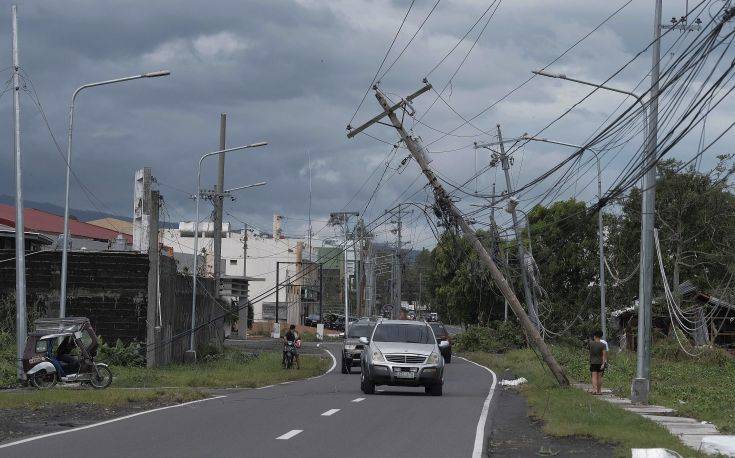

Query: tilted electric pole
left=348, top=83, right=569, bottom=386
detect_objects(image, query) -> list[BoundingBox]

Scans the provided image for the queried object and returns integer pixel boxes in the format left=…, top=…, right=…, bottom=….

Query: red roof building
left=0, top=204, right=133, bottom=244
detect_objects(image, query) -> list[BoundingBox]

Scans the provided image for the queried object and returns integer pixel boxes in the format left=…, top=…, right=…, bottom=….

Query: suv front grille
left=385, top=354, right=426, bottom=364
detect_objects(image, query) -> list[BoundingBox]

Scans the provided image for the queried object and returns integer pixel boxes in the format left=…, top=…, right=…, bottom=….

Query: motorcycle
left=283, top=338, right=301, bottom=369
left=23, top=317, right=113, bottom=389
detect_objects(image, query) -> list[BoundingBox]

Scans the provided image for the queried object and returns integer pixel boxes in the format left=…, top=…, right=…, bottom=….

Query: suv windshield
left=373, top=324, right=436, bottom=344
left=347, top=324, right=373, bottom=338
left=429, top=323, right=446, bottom=336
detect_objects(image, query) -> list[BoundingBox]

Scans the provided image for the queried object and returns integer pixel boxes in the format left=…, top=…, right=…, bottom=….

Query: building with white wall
left=161, top=221, right=322, bottom=322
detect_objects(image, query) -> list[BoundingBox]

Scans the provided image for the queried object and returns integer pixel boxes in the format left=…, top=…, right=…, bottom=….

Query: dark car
left=341, top=319, right=375, bottom=374
left=428, top=321, right=452, bottom=363
left=304, top=314, right=321, bottom=327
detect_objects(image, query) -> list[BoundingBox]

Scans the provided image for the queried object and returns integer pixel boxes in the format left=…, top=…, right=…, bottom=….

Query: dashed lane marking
left=321, top=409, right=340, bottom=416
left=276, top=429, right=303, bottom=440
left=351, top=397, right=365, bottom=403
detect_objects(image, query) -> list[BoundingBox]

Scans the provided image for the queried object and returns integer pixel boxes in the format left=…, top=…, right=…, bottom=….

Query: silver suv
left=359, top=319, right=448, bottom=396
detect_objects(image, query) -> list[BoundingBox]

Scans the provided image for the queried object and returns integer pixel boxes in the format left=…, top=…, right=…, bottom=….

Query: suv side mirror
left=359, top=336, right=369, bottom=345
left=438, top=340, right=450, bottom=349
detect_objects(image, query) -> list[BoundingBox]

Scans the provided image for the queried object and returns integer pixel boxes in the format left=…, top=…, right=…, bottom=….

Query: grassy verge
left=0, top=388, right=206, bottom=409
left=464, top=350, right=706, bottom=457
left=112, top=350, right=330, bottom=388
left=551, top=343, right=735, bottom=434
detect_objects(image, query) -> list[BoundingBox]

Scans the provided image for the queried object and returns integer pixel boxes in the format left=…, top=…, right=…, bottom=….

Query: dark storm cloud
left=0, top=0, right=726, bottom=245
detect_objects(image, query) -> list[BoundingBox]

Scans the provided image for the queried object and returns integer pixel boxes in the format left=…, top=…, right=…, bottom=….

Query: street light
left=188, top=142, right=268, bottom=360
left=533, top=69, right=654, bottom=400
left=519, top=134, right=606, bottom=339
left=329, top=211, right=359, bottom=334
left=59, top=70, right=171, bottom=317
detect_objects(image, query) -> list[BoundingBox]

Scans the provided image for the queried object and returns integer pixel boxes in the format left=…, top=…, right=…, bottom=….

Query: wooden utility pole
left=348, top=83, right=569, bottom=387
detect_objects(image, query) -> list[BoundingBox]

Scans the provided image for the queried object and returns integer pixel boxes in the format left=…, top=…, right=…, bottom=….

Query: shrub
left=0, top=331, right=16, bottom=387
left=454, top=321, right=525, bottom=353
left=99, top=338, right=145, bottom=367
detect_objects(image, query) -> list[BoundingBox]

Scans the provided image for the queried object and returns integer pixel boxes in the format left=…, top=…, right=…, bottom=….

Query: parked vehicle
left=304, top=314, right=321, bottom=327
left=428, top=321, right=452, bottom=363
left=23, top=317, right=112, bottom=389
left=341, top=319, right=376, bottom=374
left=359, top=319, right=448, bottom=396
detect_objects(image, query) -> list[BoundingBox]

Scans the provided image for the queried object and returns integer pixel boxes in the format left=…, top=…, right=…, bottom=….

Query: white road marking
left=257, top=384, right=275, bottom=390
left=321, top=408, right=340, bottom=416
left=0, top=395, right=227, bottom=449
left=351, top=397, right=365, bottom=403
left=458, top=356, right=498, bottom=458
left=276, top=429, right=303, bottom=440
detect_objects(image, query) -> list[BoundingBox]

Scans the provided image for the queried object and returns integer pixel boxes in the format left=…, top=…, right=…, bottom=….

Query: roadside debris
left=500, top=377, right=528, bottom=387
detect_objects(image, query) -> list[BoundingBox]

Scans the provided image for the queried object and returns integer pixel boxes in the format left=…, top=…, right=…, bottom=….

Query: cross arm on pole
left=346, top=83, right=432, bottom=139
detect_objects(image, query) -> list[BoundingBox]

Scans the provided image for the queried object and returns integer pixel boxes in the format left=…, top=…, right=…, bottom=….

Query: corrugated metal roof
left=0, top=204, right=132, bottom=243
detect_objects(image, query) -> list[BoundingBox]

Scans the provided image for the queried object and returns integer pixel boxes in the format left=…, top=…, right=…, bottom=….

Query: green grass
left=553, top=343, right=735, bottom=434
left=112, top=351, right=330, bottom=388
left=464, top=350, right=707, bottom=457
left=0, top=388, right=207, bottom=409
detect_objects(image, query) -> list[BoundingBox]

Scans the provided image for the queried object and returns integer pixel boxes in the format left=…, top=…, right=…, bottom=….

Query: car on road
left=341, top=319, right=376, bottom=374
left=359, top=319, right=448, bottom=396
left=304, top=314, right=321, bottom=327
left=428, top=321, right=452, bottom=363
left=426, top=312, right=439, bottom=322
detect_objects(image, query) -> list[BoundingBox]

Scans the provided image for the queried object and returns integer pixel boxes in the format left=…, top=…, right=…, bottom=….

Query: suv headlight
left=371, top=349, right=385, bottom=363
left=426, top=351, right=439, bottom=365
left=344, top=344, right=356, bottom=350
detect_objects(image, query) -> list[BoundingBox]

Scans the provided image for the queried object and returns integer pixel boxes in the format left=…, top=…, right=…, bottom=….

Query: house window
left=230, top=259, right=237, bottom=265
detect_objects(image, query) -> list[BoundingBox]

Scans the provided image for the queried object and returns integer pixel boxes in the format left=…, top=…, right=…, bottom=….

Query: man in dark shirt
left=589, top=330, right=607, bottom=395
left=282, top=324, right=300, bottom=369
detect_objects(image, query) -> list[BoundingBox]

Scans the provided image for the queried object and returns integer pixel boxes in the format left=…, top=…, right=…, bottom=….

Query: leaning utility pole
left=348, top=83, right=569, bottom=386
left=11, top=4, right=27, bottom=382
left=213, top=113, right=227, bottom=298
left=495, top=125, right=540, bottom=330
left=632, top=0, right=662, bottom=404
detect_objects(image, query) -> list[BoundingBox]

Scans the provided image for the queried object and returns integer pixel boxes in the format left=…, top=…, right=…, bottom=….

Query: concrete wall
left=0, top=250, right=147, bottom=343
left=0, top=250, right=223, bottom=364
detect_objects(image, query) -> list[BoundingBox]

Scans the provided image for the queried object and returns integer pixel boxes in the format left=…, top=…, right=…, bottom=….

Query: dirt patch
left=488, top=373, right=615, bottom=457
left=0, top=398, right=179, bottom=443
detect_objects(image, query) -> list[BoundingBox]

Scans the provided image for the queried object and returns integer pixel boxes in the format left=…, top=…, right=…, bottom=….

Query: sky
left=0, top=0, right=731, bottom=249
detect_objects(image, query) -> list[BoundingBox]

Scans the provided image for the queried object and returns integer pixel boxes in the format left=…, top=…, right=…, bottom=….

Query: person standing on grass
left=589, top=330, right=607, bottom=395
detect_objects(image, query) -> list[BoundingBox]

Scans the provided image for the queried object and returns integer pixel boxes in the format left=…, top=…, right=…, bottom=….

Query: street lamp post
left=520, top=135, right=606, bottom=339
left=329, top=212, right=359, bottom=335
left=533, top=69, right=654, bottom=402
left=59, top=70, right=170, bottom=318
left=187, top=142, right=268, bottom=361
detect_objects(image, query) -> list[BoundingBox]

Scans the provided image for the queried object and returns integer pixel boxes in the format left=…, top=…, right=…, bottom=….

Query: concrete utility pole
left=11, top=4, right=27, bottom=382
left=348, top=84, right=569, bottom=386
left=235, top=224, right=248, bottom=339
left=632, top=0, right=662, bottom=404
left=495, top=125, right=540, bottom=330
left=188, top=141, right=268, bottom=361
left=146, top=190, right=160, bottom=367
left=213, top=114, right=227, bottom=299
left=354, top=218, right=361, bottom=317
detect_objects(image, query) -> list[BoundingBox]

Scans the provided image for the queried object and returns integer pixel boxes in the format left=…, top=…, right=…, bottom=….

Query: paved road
left=1, top=343, right=497, bottom=458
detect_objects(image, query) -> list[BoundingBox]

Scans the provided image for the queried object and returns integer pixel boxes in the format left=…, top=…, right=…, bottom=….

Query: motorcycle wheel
left=90, top=365, right=113, bottom=389
left=286, top=354, right=293, bottom=369
left=31, top=370, right=57, bottom=389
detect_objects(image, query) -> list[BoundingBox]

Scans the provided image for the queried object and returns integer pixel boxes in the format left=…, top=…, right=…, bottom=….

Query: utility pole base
left=631, top=377, right=650, bottom=404
left=184, top=350, right=197, bottom=363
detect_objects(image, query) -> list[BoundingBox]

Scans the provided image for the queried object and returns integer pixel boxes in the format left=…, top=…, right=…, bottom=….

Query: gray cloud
left=0, top=0, right=728, bottom=248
